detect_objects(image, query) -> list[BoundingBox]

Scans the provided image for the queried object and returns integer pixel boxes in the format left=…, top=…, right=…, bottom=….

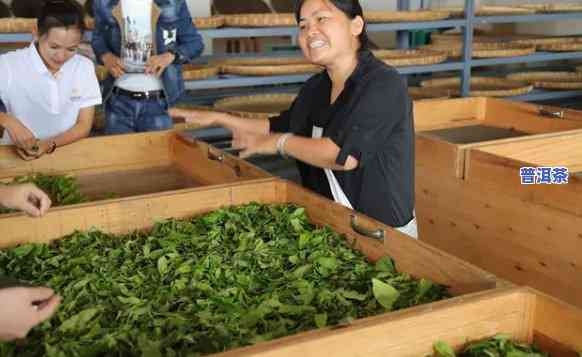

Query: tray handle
left=350, top=214, right=385, bottom=241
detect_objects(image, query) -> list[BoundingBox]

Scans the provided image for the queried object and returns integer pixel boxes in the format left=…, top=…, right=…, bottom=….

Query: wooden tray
left=443, top=5, right=536, bottom=17
left=420, top=77, right=533, bottom=97
left=213, top=93, right=296, bottom=119
left=538, top=38, right=582, bottom=52
left=408, top=86, right=451, bottom=101
left=519, top=3, right=582, bottom=13
left=511, top=36, right=582, bottom=49
left=182, top=64, right=219, bottom=81
left=507, top=71, right=582, bottom=90
left=220, top=63, right=321, bottom=76
left=193, top=15, right=225, bottom=29
left=0, top=18, right=35, bottom=33
left=363, top=10, right=450, bottom=23
left=373, top=49, right=448, bottom=67
left=413, top=97, right=582, bottom=307
left=224, top=13, right=295, bottom=27
left=423, top=42, right=536, bottom=58
left=215, top=287, right=582, bottom=356
left=213, top=56, right=308, bottom=66
left=0, top=131, right=269, bottom=217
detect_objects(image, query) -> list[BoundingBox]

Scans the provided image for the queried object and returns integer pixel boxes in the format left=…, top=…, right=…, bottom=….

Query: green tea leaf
left=433, top=341, right=456, bottom=357
left=372, top=278, right=399, bottom=310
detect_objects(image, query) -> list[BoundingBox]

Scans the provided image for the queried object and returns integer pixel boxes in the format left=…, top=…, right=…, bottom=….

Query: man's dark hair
left=37, top=0, right=85, bottom=36
left=294, top=0, right=369, bottom=50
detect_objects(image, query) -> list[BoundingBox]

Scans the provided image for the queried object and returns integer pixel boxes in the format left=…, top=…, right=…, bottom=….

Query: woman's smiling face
left=297, top=0, right=363, bottom=66
left=37, top=27, right=81, bottom=73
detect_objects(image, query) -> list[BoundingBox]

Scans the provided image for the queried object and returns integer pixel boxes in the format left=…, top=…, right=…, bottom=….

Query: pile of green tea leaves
left=0, top=173, right=86, bottom=214
left=0, top=203, right=449, bottom=356
left=433, top=335, right=548, bottom=357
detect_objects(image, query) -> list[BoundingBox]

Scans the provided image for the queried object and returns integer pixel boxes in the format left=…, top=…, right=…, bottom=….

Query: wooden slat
left=215, top=288, right=532, bottom=357
left=416, top=134, right=465, bottom=179
left=413, top=97, right=486, bottom=131
left=471, top=130, right=582, bottom=173
left=483, top=97, right=582, bottom=133
left=0, top=131, right=174, bottom=179
left=170, top=134, right=269, bottom=185
left=466, top=148, right=582, bottom=216
left=534, top=291, right=582, bottom=352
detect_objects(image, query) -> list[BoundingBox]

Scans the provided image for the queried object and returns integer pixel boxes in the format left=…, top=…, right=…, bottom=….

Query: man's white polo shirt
left=0, top=43, right=102, bottom=145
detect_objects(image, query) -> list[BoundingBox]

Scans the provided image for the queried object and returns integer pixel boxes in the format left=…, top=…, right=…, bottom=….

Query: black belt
left=112, top=87, right=165, bottom=100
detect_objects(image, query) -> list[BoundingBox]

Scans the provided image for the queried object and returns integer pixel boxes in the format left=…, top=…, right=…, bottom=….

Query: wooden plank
left=285, top=181, right=499, bottom=296
left=0, top=131, right=174, bottom=179
left=416, top=170, right=582, bottom=307
left=472, top=130, right=582, bottom=172
left=534, top=291, right=582, bottom=353
left=465, top=148, right=582, bottom=216
left=170, top=134, right=271, bottom=185
left=416, top=134, right=464, bottom=179
left=413, top=97, right=486, bottom=131
left=74, top=164, right=200, bottom=200
left=215, top=288, right=532, bottom=357
left=0, top=184, right=240, bottom=248
left=483, top=98, right=582, bottom=134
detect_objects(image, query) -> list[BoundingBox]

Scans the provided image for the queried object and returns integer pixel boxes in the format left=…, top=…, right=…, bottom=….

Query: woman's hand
left=3, top=116, right=36, bottom=149
left=0, top=183, right=52, bottom=217
left=169, top=108, right=221, bottom=127
left=0, top=287, right=61, bottom=341
left=15, top=139, right=52, bottom=161
left=234, top=131, right=280, bottom=159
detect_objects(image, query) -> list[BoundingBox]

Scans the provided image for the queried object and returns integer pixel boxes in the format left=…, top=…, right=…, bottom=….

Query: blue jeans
left=104, top=93, right=172, bottom=135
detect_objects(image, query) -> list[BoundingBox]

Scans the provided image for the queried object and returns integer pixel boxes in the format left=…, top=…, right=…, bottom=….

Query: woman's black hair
left=0, top=1, right=11, bottom=18
left=12, top=0, right=45, bottom=18
left=84, top=0, right=94, bottom=18
left=294, top=0, right=369, bottom=50
left=37, top=0, right=85, bottom=37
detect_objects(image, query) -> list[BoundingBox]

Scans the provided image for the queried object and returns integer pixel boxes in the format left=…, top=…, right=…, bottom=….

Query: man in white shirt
left=0, top=0, right=101, bottom=160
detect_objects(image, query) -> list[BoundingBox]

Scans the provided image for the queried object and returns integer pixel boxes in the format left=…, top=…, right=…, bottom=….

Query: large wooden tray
left=413, top=97, right=582, bottom=307
left=0, top=131, right=269, bottom=216
left=215, top=287, right=582, bottom=356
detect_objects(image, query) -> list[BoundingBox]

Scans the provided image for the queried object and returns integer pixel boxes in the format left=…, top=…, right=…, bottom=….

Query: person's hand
left=233, top=131, right=280, bottom=159
left=0, top=184, right=52, bottom=217
left=3, top=116, right=36, bottom=149
left=145, top=52, right=175, bottom=77
left=169, top=108, right=221, bottom=127
left=0, top=287, right=61, bottom=341
left=15, top=139, right=51, bottom=161
left=101, top=52, right=125, bottom=78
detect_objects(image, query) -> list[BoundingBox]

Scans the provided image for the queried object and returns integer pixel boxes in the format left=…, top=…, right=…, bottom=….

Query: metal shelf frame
left=2, top=0, right=582, bottom=102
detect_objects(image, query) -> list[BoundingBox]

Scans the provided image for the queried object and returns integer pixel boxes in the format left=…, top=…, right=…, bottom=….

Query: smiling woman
left=170, top=0, right=417, bottom=238
left=0, top=0, right=101, bottom=160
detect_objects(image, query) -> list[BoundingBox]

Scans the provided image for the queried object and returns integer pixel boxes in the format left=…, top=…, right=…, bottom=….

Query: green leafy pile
left=0, top=173, right=87, bottom=214
left=433, top=335, right=548, bottom=357
left=0, top=203, right=449, bottom=356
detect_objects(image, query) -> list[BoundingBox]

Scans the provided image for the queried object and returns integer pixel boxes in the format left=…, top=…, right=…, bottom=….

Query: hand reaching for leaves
left=0, top=287, right=61, bottom=341
left=0, top=183, right=52, bottom=217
